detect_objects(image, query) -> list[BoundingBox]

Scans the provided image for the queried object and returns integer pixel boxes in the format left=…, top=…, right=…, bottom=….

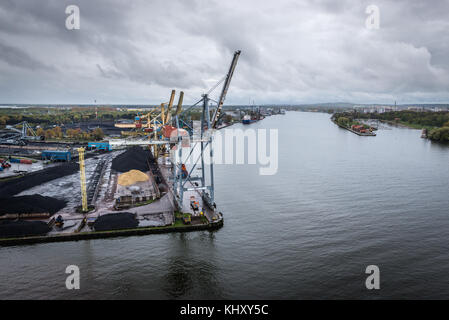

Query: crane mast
left=165, top=89, right=176, bottom=124
left=211, top=50, right=241, bottom=129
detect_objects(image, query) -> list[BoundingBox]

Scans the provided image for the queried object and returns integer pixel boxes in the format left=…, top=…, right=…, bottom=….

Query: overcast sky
left=0, top=0, right=448, bottom=105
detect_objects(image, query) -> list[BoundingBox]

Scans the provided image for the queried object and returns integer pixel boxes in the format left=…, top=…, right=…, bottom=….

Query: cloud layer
left=0, top=0, right=448, bottom=104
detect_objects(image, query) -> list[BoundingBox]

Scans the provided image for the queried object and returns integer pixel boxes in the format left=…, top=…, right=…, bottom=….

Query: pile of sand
left=117, top=169, right=149, bottom=186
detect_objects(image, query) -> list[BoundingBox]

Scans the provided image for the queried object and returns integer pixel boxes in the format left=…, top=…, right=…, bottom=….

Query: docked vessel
left=242, top=114, right=251, bottom=124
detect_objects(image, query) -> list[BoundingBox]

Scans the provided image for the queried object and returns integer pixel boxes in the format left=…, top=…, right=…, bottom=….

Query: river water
left=1, top=111, right=449, bottom=299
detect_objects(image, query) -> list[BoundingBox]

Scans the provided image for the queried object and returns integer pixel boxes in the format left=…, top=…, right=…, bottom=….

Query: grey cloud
left=0, top=0, right=449, bottom=104
left=0, top=42, right=54, bottom=71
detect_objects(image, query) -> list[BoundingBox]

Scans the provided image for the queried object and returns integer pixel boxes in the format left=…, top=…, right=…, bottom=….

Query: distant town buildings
left=353, top=105, right=399, bottom=113
left=353, top=105, right=448, bottom=113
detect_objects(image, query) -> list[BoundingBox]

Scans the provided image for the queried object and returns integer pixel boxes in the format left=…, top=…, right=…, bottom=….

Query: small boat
left=242, top=115, right=251, bottom=124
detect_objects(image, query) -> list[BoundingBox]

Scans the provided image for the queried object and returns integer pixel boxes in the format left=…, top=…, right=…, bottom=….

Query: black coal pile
left=0, top=195, right=67, bottom=216
left=148, top=149, right=167, bottom=187
left=0, top=162, right=79, bottom=197
left=93, top=212, right=138, bottom=231
left=111, top=146, right=150, bottom=172
left=0, top=220, right=51, bottom=238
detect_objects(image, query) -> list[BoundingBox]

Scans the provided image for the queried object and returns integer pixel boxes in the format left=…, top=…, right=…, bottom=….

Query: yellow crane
left=164, top=90, right=176, bottom=124
left=77, top=147, right=88, bottom=213
left=175, top=91, right=184, bottom=116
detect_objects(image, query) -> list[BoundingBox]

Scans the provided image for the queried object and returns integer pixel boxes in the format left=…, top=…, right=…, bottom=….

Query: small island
left=333, top=110, right=449, bottom=143
left=331, top=114, right=376, bottom=136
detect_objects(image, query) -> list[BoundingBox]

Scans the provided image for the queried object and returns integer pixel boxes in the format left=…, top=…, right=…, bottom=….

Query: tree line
left=353, top=110, right=449, bottom=128
left=35, top=127, right=104, bottom=141
left=333, top=110, right=449, bottom=142
left=0, top=108, right=136, bottom=127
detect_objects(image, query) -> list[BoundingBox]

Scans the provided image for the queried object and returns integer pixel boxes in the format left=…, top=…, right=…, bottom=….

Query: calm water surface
left=1, top=111, right=449, bottom=299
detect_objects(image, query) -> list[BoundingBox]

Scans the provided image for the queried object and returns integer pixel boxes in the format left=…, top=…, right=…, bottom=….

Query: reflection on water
left=164, top=258, right=194, bottom=298
left=163, top=257, right=222, bottom=299
left=163, top=232, right=223, bottom=299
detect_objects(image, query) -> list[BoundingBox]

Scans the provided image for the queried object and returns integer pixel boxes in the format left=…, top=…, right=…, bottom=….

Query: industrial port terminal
left=0, top=51, right=242, bottom=246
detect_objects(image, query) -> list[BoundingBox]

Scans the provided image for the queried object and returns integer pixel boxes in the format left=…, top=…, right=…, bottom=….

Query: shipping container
left=88, top=142, right=111, bottom=151
left=41, top=150, right=71, bottom=161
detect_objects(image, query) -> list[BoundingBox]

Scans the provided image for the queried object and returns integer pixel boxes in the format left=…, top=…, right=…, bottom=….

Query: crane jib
left=211, top=50, right=241, bottom=129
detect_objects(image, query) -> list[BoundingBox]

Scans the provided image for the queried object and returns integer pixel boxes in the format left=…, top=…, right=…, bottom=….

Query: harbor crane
left=172, top=50, right=241, bottom=210
left=2, top=121, right=43, bottom=145
left=211, top=50, right=241, bottom=129
left=109, top=50, right=241, bottom=214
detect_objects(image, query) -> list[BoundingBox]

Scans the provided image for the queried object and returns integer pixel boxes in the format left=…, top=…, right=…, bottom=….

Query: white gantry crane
left=172, top=50, right=241, bottom=210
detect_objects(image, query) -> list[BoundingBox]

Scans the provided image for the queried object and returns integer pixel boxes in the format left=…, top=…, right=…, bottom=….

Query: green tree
left=92, top=128, right=104, bottom=141
left=337, top=116, right=350, bottom=127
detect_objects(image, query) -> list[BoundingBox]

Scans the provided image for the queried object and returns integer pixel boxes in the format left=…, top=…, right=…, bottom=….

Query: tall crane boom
left=175, top=91, right=184, bottom=116
left=211, top=50, right=241, bottom=129
left=165, top=90, right=176, bottom=124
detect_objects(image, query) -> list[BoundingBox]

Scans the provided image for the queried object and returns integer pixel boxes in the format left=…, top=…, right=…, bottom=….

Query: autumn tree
left=53, top=126, right=63, bottom=139
left=45, top=129, right=55, bottom=139
left=36, top=128, right=45, bottom=137
left=92, top=128, right=104, bottom=141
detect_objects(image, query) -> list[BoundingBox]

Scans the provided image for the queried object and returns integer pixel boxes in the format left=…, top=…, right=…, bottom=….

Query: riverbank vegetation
left=355, top=110, right=449, bottom=128
left=333, top=111, right=449, bottom=142
left=427, top=126, right=449, bottom=142
left=0, top=107, right=137, bottom=128
left=334, top=115, right=371, bottom=129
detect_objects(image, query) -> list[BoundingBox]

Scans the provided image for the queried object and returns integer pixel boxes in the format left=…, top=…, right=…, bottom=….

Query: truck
left=0, top=158, right=11, bottom=169
left=183, top=214, right=192, bottom=225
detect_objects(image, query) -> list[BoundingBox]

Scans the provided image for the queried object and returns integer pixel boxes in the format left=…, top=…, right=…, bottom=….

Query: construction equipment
left=175, top=91, right=184, bottom=116
left=160, top=103, right=166, bottom=125
left=211, top=50, right=241, bottom=129
left=77, top=148, right=88, bottom=213
left=113, top=91, right=183, bottom=144
left=172, top=50, right=241, bottom=210
left=55, top=215, right=64, bottom=228
left=0, top=158, right=11, bottom=169
left=0, top=121, right=43, bottom=145
left=165, top=90, right=176, bottom=124
left=190, top=196, right=199, bottom=212
left=182, top=214, right=191, bottom=225
left=5, top=121, right=43, bottom=141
